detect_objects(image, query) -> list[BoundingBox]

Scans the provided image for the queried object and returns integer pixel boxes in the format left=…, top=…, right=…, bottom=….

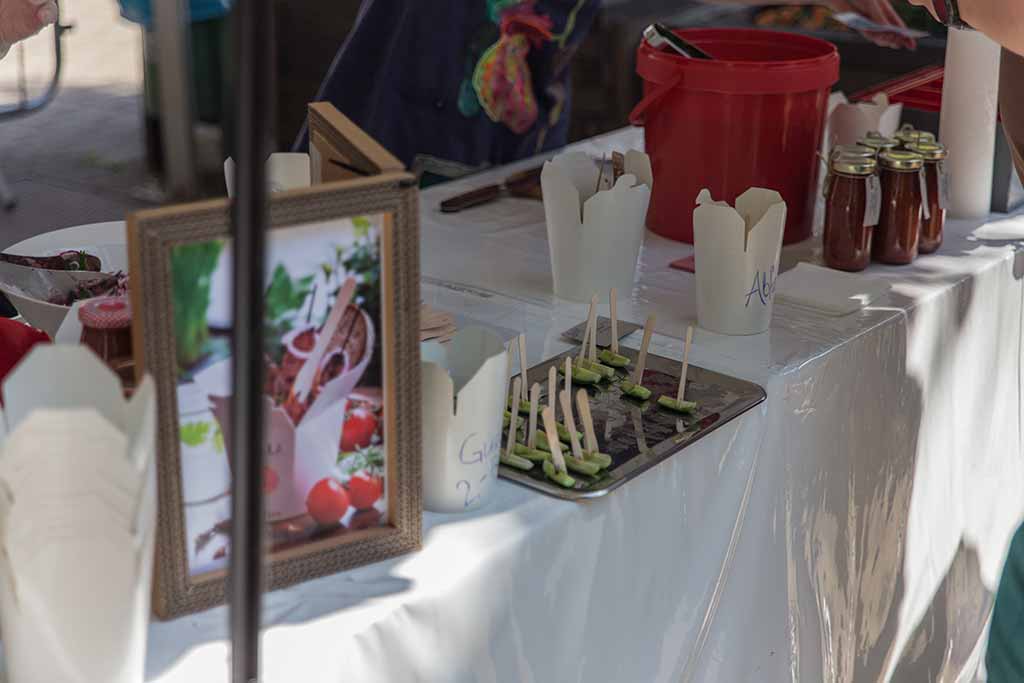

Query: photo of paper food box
left=421, top=328, right=508, bottom=513
left=0, top=346, right=156, bottom=683
left=692, top=188, right=787, bottom=336
left=541, top=150, right=653, bottom=303
left=169, top=214, right=388, bottom=577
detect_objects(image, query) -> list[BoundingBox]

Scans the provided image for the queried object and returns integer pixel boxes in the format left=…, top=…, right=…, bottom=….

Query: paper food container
left=193, top=309, right=374, bottom=522
left=224, top=152, right=312, bottom=197
left=0, top=346, right=156, bottom=683
left=541, top=150, right=652, bottom=303
left=692, top=188, right=787, bottom=336
left=421, top=327, right=508, bottom=513
left=826, top=92, right=903, bottom=148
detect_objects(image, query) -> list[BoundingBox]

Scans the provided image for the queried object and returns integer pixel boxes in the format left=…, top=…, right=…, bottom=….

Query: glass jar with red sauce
left=858, top=133, right=900, bottom=157
left=906, top=141, right=949, bottom=254
left=78, top=295, right=134, bottom=387
left=895, top=126, right=936, bottom=149
left=823, top=155, right=879, bottom=272
left=873, top=150, right=925, bottom=265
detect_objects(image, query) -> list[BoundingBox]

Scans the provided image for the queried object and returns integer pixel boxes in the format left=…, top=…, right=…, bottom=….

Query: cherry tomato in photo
left=347, top=472, right=383, bottom=510
left=263, top=466, right=279, bottom=494
left=340, top=407, right=379, bottom=452
left=306, top=478, right=350, bottom=526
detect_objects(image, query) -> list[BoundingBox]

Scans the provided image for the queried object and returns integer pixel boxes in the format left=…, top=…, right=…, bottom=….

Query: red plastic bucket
left=631, top=29, right=839, bottom=245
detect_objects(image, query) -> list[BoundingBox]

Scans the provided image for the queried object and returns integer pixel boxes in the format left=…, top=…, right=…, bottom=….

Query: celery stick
left=500, top=451, right=534, bottom=471
left=598, top=349, right=630, bottom=368
left=657, top=396, right=697, bottom=413
left=576, top=358, right=616, bottom=379
left=503, top=411, right=524, bottom=430
left=583, top=451, right=613, bottom=469
left=558, top=364, right=601, bottom=385
left=543, top=459, right=576, bottom=488
left=564, top=455, right=601, bottom=477
left=555, top=422, right=582, bottom=444
left=514, top=443, right=550, bottom=462
left=620, top=381, right=651, bottom=401
left=535, top=431, right=554, bottom=452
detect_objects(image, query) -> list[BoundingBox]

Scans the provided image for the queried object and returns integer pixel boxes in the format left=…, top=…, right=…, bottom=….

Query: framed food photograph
left=130, top=115, right=421, bottom=618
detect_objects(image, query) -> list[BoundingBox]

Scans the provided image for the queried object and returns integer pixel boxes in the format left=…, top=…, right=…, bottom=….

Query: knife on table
left=439, top=166, right=544, bottom=213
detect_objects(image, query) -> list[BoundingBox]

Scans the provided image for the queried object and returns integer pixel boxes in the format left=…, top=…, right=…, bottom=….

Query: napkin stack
left=0, top=346, right=156, bottom=683
left=421, top=303, right=457, bottom=343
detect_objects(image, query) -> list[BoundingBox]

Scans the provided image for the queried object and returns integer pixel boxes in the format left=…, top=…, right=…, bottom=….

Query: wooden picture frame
left=129, top=106, right=421, bottom=619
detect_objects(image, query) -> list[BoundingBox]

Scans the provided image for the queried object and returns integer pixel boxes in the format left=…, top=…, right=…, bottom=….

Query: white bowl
left=2, top=221, right=127, bottom=336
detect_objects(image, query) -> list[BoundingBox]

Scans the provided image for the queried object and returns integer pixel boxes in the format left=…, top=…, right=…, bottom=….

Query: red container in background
left=631, top=29, right=839, bottom=245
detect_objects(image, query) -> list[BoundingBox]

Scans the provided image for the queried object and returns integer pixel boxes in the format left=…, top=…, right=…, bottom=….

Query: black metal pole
left=229, top=0, right=273, bottom=678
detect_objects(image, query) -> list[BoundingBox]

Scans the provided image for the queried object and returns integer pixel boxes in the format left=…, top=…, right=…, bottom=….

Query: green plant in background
left=264, top=264, right=315, bottom=364
left=341, top=217, right=381, bottom=318
left=171, top=240, right=224, bottom=372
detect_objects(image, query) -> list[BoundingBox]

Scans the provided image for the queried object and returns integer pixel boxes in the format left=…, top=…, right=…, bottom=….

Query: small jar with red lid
left=873, top=150, right=925, bottom=265
left=78, top=296, right=134, bottom=386
left=906, top=141, right=949, bottom=254
left=823, top=155, right=880, bottom=272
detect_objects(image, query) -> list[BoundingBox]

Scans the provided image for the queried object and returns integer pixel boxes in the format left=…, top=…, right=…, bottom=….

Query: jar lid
left=78, top=296, right=132, bottom=330
left=879, top=150, right=925, bottom=171
left=831, top=156, right=878, bottom=175
left=896, top=129, right=936, bottom=145
left=858, top=134, right=900, bottom=150
left=905, top=141, right=948, bottom=160
left=831, top=144, right=875, bottom=159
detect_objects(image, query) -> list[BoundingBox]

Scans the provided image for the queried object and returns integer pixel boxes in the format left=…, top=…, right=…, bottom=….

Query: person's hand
left=0, top=0, right=58, bottom=52
left=825, top=0, right=916, bottom=49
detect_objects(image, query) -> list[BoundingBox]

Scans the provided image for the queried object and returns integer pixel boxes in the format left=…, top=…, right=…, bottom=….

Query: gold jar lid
left=896, top=129, right=936, bottom=145
left=831, top=144, right=875, bottom=159
left=831, top=155, right=878, bottom=175
left=905, top=141, right=948, bottom=161
left=858, top=133, right=900, bottom=151
left=879, top=149, right=925, bottom=171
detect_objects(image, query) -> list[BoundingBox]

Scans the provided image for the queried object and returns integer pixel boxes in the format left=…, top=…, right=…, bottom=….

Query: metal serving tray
left=498, top=346, right=766, bottom=501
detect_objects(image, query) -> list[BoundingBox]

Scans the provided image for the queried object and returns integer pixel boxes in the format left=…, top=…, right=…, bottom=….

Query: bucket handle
left=629, top=71, right=683, bottom=126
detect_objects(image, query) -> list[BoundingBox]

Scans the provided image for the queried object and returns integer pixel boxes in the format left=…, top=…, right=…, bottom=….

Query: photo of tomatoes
left=340, top=406, right=380, bottom=452
left=348, top=472, right=383, bottom=510
left=306, top=478, right=351, bottom=526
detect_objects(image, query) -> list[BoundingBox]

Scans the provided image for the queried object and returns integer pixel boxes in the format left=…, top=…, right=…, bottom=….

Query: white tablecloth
left=144, top=128, right=1024, bottom=682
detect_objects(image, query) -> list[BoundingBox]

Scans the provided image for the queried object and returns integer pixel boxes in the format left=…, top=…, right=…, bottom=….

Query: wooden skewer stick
left=588, top=296, right=599, bottom=362
left=518, top=334, right=529, bottom=404
left=559, top=390, right=586, bottom=461
left=595, top=153, right=607, bottom=194
left=579, top=296, right=598, bottom=363
left=576, top=389, right=599, bottom=454
left=563, top=357, right=572, bottom=400
left=677, top=325, right=694, bottom=403
left=547, top=365, right=558, bottom=421
left=542, top=406, right=568, bottom=474
left=610, top=288, right=620, bottom=355
left=506, top=377, right=522, bottom=455
left=631, top=315, right=656, bottom=385
left=578, top=316, right=590, bottom=363
left=528, top=383, right=541, bottom=449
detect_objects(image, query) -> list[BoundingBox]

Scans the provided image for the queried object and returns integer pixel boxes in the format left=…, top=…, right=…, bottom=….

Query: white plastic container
left=421, top=327, right=508, bottom=513
left=541, top=151, right=652, bottom=302
left=692, top=188, right=787, bottom=336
